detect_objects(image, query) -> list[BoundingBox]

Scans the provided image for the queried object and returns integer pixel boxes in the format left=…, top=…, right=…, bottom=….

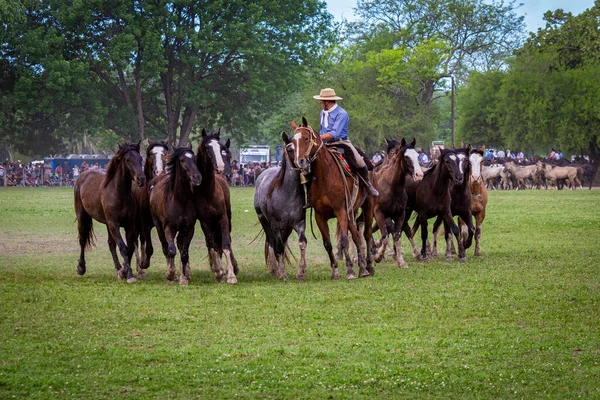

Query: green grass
left=1, top=187, right=599, bottom=399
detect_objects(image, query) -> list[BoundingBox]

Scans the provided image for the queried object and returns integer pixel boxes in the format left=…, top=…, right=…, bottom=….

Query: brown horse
left=134, top=139, right=169, bottom=277
left=74, top=142, right=145, bottom=282
left=194, top=129, right=239, bottom=284
left=461, top=147, right=488, bottom=256
left=149, top=146, right=202, bottom=285
left=290, top=118, right=371, bottom=280
left=369, top=137, right=423, bottom=267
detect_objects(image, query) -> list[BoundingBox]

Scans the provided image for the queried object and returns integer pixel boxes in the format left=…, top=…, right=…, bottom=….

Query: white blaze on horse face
left=151, top=146, right=166, bottom=176
left=469, top=153, right=483, bottom=180
left=208, top=140, right=225, bottom=173
left=457, top=153, right=466, bottom=176
left=405, top=148, right=423, bottom=181
left=293, top=133, right=302, bottom=163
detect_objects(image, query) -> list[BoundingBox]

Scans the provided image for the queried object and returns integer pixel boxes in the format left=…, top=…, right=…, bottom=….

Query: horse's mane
left=423, top=148, right=455, bottom=179
left=470, top=148, right=484, bottom=157
left=164, top=147, right=194, bottom=196
left=102, top=143, right=139, bottom=188
left=144, top=141, right=168, bottom=178
left=267, top=151, right=288, bottom=199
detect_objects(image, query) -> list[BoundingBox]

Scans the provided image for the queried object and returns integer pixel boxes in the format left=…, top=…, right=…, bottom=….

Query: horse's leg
left=314, top=213, right=340, bottom=280
left=402, top=216, right=421, bottom=261
left=392, top=216, right=408, bottom=268
left=444, top=211, right=465, bottom=262
left=177, top=225, right=194, bottom=286
left=362, top=202, right=375, bottom=276
left=348, top=215, right=368, bottom=278
left=219, top=218, right=237, bottom=284
left=123, top=224, right=138, bottom=283
left=296, top=220, right=308, bottom=282
left=431, top=216, right=443, bottom=259
left=459, top=211, right=474, bottom=250
left=373, top=209, right=389, bottom=263
left=75, top=207, right=93, bottom=276
left=442, top=219, right=454, bottom=261
left=419, top=216, right=429, bottom=261
left=141, top=220, right=154, bottom=271
left=163, top=226, right=177, bottom=282
left=335, top=224, right=344, bottom=261
left=105, top=225, right=123, bottom=279
left=474, top=209, right=485, bottom=257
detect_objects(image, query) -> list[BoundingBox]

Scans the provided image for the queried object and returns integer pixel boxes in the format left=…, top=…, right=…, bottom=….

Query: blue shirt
left=320, top=105, right=349, bottom=141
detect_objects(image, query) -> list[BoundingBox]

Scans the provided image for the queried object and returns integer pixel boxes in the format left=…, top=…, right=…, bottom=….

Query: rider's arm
left=322, top=111, right=349, bottom=141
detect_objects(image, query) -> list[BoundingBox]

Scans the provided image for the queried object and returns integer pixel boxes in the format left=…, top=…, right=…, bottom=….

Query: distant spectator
left=516, top=151, right=524, bottom=160
left=43, top=161, right=52, bottom=183
left=73, top=164, right=80, bottom=181
left=418, top=151, right=429, bottom=167
left=548, top=148, right=556, bottom=159
left=556, top=150, right=563, bottom=160
left=486, top=150, right=495, bottom=161
left=372, top=151, right=383, bottom=164
left=496, top=149, right=505, bottom=159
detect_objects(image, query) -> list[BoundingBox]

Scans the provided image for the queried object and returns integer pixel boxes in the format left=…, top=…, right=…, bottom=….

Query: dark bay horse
left=149, top=146, right=202, bottom=285
left=254, top=132, right=307, bottom=281
left=290, top=118, right=371, bottom=280
left=134, top=139, right=169, bottom=277
left=194, top=129, right=239, bottom=284
left=413, top=148, right=466, bottom=261
left=429, top=146, right=474, bottom=261
left=369, top=138, right=423, bottom=267
left=74, top=142, right=145, bottom=282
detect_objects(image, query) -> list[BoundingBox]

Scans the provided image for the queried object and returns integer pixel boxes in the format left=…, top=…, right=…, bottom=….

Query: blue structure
left=44, top=154, right=112, bottom=170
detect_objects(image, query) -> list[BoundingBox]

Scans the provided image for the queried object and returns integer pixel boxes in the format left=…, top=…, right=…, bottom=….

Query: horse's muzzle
left=299, top=158, right=311, bottom=175
left=191, top=174, right=202, bottom=187
left=454, top=176, right=464, bottom=185
left=136, top=176, right=146, bottom=187
left=414, top=172, right=423, bottom=182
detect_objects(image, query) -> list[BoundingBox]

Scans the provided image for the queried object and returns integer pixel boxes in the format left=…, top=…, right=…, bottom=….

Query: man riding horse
left=303, top=88, right=379, bottom=208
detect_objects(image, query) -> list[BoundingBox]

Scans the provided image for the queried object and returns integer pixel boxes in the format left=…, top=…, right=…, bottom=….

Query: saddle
left=325, top=145, right=353, bottom=177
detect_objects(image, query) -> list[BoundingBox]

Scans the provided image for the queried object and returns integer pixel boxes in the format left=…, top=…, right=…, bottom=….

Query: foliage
left=1, top=187, right=600, bottom=398
left=457, top=2, right=600, bottom=160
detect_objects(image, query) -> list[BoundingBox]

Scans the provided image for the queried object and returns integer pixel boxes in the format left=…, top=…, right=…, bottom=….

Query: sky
left=326, top=0, right=595, bottom=32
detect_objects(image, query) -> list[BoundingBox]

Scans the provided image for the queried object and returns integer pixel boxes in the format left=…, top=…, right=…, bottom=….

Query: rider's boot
left=358, top=166, right=379, bottom=197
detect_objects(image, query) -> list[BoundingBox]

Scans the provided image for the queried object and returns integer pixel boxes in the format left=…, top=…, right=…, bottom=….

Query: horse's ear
left=461, top=140, right=465, bottom=148
left=225, top=138, right=231, bottom=149
left=201, top=129, right=207, bottom=138
left=411, top=137, right=416, bottom=147
left=187, top=141, right=192, bottom=149
left=466, top=144, right=472, bottom=154
left=147, top=137, right=152, bottom=146
left=301, top=117, right=308, bottom=127
left=290, top=120, right=298, bottom=130
left=216, top=128, right=221, bottom=139
left=480, top=144, right=485, bottom=152
left=401, top=137, right=406, bottom=147
left=281, top=131, right=289, bottom=144
left=136, top=140, right=141, bottom=151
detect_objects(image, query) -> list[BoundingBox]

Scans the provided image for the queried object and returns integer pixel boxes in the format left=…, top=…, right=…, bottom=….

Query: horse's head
left=199, top=128, right=232, bottom=175
left=114, top=141, right=145, bottom=187
left=145, top=139, right=169, bottom=179
left=455, top=145, right=472, bottom=183
left=469, top=147, right=485, bottom=182
left=168, top=146, right=202, bottom=187
left=441, top=149, right=464, bottom=185
left=289, top=117, right=321, bottom=175
left=401, top=138, right=423, bottom=182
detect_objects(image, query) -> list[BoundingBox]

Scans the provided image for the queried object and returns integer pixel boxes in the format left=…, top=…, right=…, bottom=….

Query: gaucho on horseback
left=303, top=88, right=379, bottom=208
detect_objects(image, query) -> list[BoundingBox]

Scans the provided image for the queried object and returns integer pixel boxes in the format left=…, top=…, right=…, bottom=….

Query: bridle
left=293, top=126, right=324, bottom=167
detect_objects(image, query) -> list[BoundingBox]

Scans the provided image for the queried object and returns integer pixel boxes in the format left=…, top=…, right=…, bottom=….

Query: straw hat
left=313, top=88, right=343, bottom=101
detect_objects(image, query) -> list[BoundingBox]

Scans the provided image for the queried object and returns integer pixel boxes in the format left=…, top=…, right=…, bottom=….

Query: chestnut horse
left=194, top=129, right=239, bottom=284
left=149, top=146, right=202, bottom=285
left=134, top=139, right=169, bottom=277
left=74, top=142, right=145, bottom=282
left=290, top=118, right=371, bottom=280
left=369, top=137, right=423, bottom=267
left=461, top=148, right=488, bottom=256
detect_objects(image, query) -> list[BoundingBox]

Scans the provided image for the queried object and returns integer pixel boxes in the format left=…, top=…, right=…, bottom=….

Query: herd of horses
left=481, top=157, right=597, bottom=191
left=73, top=120, right=493, bottom=284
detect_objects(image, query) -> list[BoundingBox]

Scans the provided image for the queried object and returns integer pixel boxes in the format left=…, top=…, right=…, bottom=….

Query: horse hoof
left=474, top=252, right=483, bottom=257
left=165, top=272, right=176, bottom=282
left=459, top=257, right=467, bottom=263
left=76, top=266, right=86, bottom=276
left=179, top=278, right=189, bottom=286
left=346, top=273, right=357, bottom=280
left=126, top=277, right=137, bottom=284
left=116, top=270, right=124, bottom=280
left=367, top=267, right=375, bottom=276
left=296, top=274, right=306, bottom=282
left=331, top=272, right=340, bottom=280
left=279, top=273, right=289, bottom=281
left=397, top=262, right=409, bottom=269
left=227, top=276, right=238, bottom=284
left=137, top=271, right=146, bottom=280
left=445, top=256, right=454, bottom=262
left=359, top=270, right=370, bottom=278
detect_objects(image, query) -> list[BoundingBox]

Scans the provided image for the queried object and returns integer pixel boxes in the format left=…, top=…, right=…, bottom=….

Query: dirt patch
left=0, top=233, right=79, bottom=255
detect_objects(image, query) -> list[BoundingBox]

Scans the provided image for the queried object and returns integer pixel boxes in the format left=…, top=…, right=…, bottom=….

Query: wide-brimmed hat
left=313, top=88, right=343, bottom=101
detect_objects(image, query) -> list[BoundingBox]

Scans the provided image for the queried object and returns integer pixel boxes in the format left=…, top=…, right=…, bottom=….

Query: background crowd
left=0, top=160, right=100, bottom=187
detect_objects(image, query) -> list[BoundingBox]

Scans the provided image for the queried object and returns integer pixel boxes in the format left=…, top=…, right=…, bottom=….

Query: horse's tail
left=74, top=181, right=96, bottom=250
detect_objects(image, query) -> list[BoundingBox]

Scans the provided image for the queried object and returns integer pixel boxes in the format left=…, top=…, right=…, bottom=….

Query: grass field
left=1, top=186, right=599, bottom=399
